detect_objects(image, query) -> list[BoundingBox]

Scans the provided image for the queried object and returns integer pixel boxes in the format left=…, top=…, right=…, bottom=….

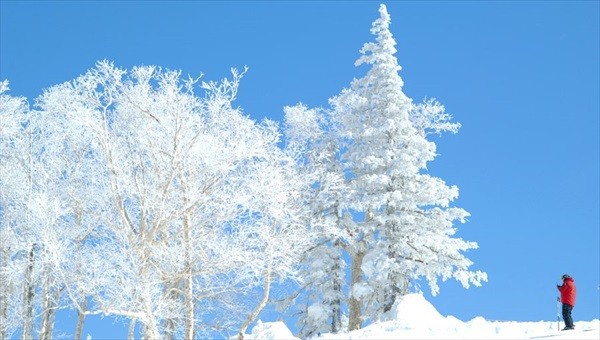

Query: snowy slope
left=244, top=294, right=599, bottom=339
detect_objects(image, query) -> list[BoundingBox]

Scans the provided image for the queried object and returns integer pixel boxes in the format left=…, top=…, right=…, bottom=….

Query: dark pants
left=562, top=303, right=574, bottom=328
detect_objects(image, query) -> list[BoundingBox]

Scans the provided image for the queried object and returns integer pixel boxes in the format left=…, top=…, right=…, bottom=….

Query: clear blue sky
left=1, top=0, right=598, bottom=338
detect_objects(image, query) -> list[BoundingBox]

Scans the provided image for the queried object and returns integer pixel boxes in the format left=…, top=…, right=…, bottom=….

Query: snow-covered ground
left=245, top=294, right=599, bottom=339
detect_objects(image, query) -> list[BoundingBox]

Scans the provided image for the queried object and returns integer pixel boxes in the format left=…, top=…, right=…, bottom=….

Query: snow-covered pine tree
left=282, top=104, right=350, bottom=337
left=283, top=4, right=487, bottom=333
left=334, top=4, right=487, bottom=328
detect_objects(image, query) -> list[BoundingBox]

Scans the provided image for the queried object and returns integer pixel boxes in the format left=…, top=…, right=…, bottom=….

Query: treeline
left=0, top=5, right=485, bottom=339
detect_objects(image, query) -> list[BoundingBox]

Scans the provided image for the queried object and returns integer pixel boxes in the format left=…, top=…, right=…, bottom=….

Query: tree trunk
left=142, top=290, right=160, bottom=339
left=382, top=245, right=410, bottom=314
left=184, top=271, right=194, bottom=340
left=46, top=288, right=59, bottom=340
left=162, top=281, right=177, bottom=340
left=163, top=316, right=175, bottom=340
left=330, top=245, right=343, bottom=333
left=238, top=246, right=273, bottom=340
left=139, top=258, right=160, bottom=340
left=0, top=251, right=9, bottom=340
left=331, top=283, right=342, bottom=333
left=183, top=212, right=194, bottom=340
left=39, top=273, right=52, bottom=340
left=39, top=264, right=60, bottom=340
left=75, top=298, right=88, bottom=339
left=382, top=283, right=400, bottom=314
left=74, top=210, right=88, bottom=340
left=21, top=245, right=35, bottom=340
left=128, top=318, right=136, bottom=340
left=348, top=250, right=365, bottom=331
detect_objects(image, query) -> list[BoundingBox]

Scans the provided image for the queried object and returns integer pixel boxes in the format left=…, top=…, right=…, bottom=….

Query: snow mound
left=245, top=320, right=299, bottom=340
left=387, top=293, right=446, bottom=324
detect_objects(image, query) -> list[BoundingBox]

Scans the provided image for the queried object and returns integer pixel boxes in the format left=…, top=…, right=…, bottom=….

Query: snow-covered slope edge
left=243, top=293, right=599, bottom=339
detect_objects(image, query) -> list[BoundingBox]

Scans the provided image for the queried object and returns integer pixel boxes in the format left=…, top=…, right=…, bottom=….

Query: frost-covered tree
left=339, top=4, right=486, bottom=329
left=35, top=61, right=317, bottom=339
left=284, top=4, right=487, bottom=333
left=282, top=104, right=350, bottom=338
left=0, top=80, right=33, bottom=340
left=34, top=77, right=111, bottom=340
left=1, top=81, right=77, bottom=340
left=234, top=135, right=317, bottom=340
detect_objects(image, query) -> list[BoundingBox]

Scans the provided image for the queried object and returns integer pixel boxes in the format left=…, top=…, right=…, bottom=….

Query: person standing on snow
left=557, top=274, right=576, bottom=330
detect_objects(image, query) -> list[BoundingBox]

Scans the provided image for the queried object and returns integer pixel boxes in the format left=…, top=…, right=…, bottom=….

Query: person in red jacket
left=557, top=274, right=576, bottom=330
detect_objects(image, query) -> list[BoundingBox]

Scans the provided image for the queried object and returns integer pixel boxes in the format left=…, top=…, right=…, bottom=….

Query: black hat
left=562, top=274, right=571, bottom=279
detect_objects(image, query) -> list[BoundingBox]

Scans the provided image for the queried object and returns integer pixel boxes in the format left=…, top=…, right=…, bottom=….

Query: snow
left=245, top=294, right=599, bottom=339
left=244, top=320, right=299, bottom=340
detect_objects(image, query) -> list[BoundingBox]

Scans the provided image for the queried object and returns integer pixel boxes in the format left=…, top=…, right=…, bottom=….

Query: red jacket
left=558, top=277, right=576, bottom=307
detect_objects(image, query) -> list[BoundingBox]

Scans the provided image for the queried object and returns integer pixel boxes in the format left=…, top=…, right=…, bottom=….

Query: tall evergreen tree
left=337, top=4, right=487, bottom=328
left=285, top=4, right=487, bottom=332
